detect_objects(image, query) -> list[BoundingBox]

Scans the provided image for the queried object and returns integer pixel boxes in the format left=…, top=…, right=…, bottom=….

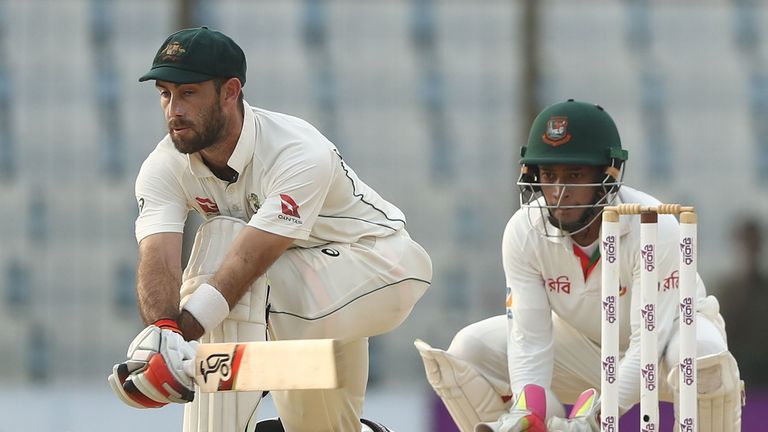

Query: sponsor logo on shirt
left=137, top=197, right=145, bottom=213
left=195, top=197, right=220, bottom=216
left=546, top=275, right=571, bottom=294
left=278, top=194, right=302, bottom=224
left=280, top=194, right=300, bottom=217
left=662, top=270, right=679, bottom=291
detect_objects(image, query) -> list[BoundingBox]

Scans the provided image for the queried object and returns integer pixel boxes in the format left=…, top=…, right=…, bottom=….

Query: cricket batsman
left=107, top=27, right=432, bottom=431
left=415, top=100, right=744, bottom=431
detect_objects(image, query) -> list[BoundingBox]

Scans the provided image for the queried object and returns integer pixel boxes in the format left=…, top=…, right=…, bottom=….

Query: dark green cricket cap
left=139, top=26, right=246, bottom=86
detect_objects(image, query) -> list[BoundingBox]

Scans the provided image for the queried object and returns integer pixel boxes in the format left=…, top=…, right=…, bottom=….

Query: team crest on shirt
left=195, top=197, right=220, bottom=216
left=278, top=194, right=302, bottom=225
left=248, top=193, right=261, bottom=214
left=542, top=116, right=572, bottom=146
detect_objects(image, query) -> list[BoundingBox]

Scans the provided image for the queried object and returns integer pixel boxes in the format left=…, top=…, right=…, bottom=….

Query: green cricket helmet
left=517, top=99, right=629, bottom=237
left=521, top=99, right=627, bottom=167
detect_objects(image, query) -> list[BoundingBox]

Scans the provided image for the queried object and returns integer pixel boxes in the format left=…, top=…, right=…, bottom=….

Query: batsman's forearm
left=209, top=226, right=293, bottom=310
left=136, top=242, right=183, bottom=325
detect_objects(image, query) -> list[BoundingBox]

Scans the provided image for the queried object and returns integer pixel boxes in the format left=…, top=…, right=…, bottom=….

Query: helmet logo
left=542, top=116, right=572, bottom=147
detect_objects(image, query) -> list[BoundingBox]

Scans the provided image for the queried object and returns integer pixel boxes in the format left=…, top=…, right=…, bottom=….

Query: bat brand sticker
left=200, top=353, right=232, bottom=383
left=198, top=344, right=247, bottom=391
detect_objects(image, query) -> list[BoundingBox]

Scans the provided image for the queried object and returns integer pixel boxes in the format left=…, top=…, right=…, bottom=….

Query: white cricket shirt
left=135, top=101, right=406, bottom=247
left=503, top=186, right=707, bottom=410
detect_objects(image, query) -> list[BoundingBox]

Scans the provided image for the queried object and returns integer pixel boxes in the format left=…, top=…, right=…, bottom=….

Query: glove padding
left=476, top=384, right=548, bottom=432
left=546, top=388, right=601, bottom=432
left=108, top=319, right=198, bottom=408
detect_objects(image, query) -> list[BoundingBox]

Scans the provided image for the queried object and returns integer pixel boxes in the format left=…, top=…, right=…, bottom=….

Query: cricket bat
left=194, top=339, right=341, bottom=392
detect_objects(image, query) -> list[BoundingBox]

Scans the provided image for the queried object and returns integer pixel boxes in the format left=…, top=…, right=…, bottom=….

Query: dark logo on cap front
left=542, top=116, right=572, bottom=146
left=160, top=42, right=187, bottom=62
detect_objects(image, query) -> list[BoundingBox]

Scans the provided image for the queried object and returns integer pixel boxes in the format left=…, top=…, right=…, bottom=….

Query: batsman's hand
left=475, top=384, right=548, bottom=432
left=108, top=319, right=198, bottom=409
left=546, top=388, right=601, bottom=432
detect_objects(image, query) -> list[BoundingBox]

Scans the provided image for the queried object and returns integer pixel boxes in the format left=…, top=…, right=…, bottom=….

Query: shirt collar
left=186, top=100, right=255, bottom=178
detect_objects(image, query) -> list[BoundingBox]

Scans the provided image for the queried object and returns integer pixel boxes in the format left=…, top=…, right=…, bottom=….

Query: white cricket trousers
left=448, top=303, right=727, bottom=410
left=265, top=228, right=432, bottom=431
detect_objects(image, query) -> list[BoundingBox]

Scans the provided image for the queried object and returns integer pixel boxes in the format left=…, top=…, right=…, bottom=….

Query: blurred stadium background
left=0, top=0, right=767, bottom=430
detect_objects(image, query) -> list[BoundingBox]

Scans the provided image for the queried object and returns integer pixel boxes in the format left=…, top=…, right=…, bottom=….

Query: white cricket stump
left=640, top=211, right=659, bottom=431
left=678, top=212, right=698, bottom=432
left=600, top=209, right=621, bottom=432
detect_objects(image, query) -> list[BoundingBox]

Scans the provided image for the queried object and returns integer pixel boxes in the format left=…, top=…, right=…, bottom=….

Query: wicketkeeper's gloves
left=546, top=388, right=601, bottom=432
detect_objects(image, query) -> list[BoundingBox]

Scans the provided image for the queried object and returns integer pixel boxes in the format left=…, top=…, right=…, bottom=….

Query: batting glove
left=108, top=319, right=198, bottom=408
left=546, top=388, right=601, bottom=432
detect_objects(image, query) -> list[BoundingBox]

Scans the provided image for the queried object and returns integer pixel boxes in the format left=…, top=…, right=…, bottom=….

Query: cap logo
left=160, top=42, right=187, bottom=62
left=542, top=116, right=572, bottom=147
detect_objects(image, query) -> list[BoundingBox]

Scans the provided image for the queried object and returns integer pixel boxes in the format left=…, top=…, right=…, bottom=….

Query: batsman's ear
left=222, top=77, right=243, bottom=101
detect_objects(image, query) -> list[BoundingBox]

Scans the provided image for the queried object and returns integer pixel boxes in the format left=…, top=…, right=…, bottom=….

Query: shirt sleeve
left=134, top=152, right=189, bottom=243
left=617, top=215, right=682, bottom=412
left=502, top=215, right=555, bottom=396
left=248, top=140, right=334, bottom=240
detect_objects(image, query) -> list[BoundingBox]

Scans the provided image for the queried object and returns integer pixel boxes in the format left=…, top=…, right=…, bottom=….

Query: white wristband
left=182, top=283, right=230, bottom=334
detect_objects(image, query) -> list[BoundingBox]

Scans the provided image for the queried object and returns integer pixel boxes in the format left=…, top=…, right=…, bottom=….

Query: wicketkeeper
left=415, top=100, right=744, bottom=431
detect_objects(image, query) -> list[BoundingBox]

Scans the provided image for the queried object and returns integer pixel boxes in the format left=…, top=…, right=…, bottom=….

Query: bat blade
left=194, top=339, right=340, bottom=392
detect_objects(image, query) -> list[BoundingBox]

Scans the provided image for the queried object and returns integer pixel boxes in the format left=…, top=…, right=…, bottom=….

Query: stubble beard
left=169, top=101, right=227, bottom=154
left=545, top=189, right=605, bottom=234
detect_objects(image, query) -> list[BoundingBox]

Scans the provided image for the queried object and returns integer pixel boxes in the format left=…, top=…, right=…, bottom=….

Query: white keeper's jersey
left=134, top=101, right=406, bottom=247
left=502, top=186, right=707, bottom=409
